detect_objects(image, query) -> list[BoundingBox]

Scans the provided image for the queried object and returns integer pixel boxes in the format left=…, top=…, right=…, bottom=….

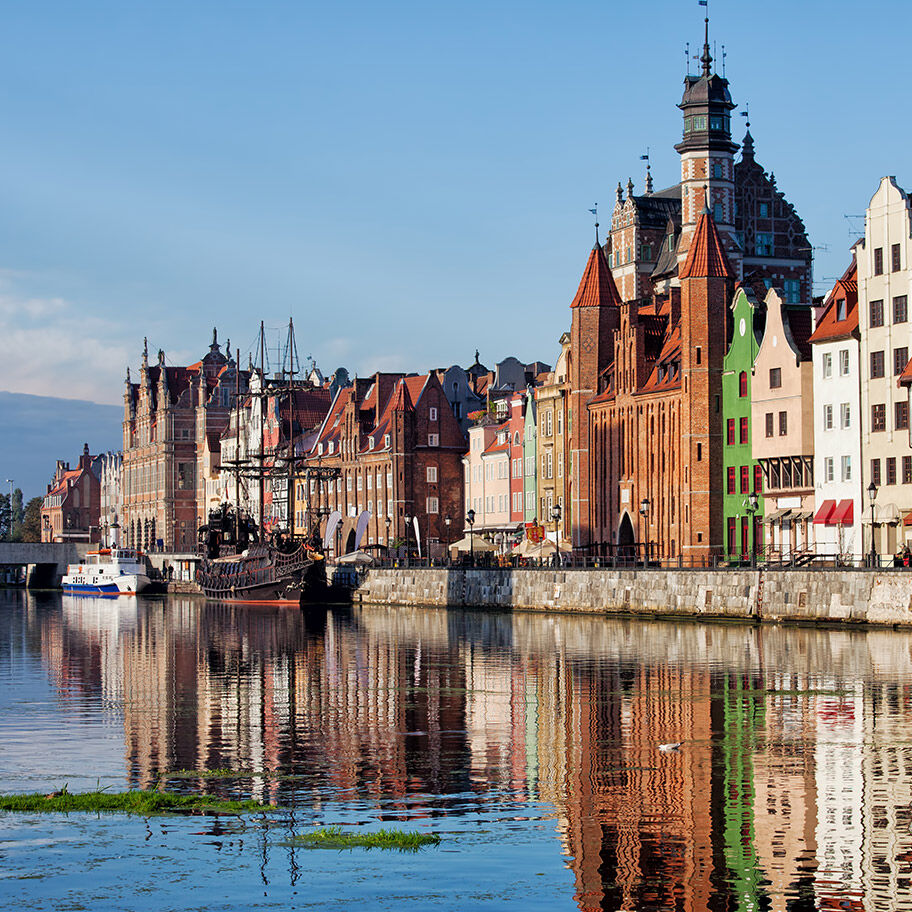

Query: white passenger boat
left=62, top=549, right=151, bottom=596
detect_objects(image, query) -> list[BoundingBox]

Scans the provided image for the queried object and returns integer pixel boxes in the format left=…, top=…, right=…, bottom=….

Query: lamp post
left=639, top=497, right=650, bottom=567
left=404, top=513, right=411, bottom=566
left=550, top=504, right=562, bottom=566
left=746, top=492, right=759, bottom=567
left=385, top=515, right=392, bottom=563
left=868, top=480, right=878, bottom=568
left=466, top=508, right=476, bottom=564
left=444, top=514, right=451, bottom=565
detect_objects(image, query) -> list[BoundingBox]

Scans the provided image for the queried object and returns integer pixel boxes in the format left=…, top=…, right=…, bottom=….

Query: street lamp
left=385, top=515, right=392, bottom=562
left=868, top=480, right=878, bottom=568
left=550, top=504, right=562, bottom=566
left=466, top=508, right=476, bottom=564
left=404, top=513, right=411, bottom=564
left=746, top=492, right=759, bottom=567
left=639, top=497, right=650, bottom=566
left=444, top=514, right=452, bottom=565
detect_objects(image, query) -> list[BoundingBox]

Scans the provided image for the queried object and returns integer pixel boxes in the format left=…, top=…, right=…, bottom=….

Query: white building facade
left=857, top=177, right=912, bottom=558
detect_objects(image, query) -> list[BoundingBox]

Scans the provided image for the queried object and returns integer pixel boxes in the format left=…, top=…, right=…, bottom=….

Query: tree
left=0, top=493, right=9, bottom=541
left=20, top=497, right=42, bottom=542
left=10, top=488, right=24, bottom=541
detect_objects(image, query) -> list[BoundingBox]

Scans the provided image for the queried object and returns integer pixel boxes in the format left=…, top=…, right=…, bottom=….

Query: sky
left=0, top=0, right=908, bottom=405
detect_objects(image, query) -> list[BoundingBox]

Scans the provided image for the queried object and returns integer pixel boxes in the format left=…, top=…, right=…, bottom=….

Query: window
left=713, top=202, right=724, bottom=223
left=765, top=412, right=774, bottom=438
left=871, top=459, right=882, bottom=486
left=871, top=350, right=885, bottom=379
left=695, top=346, right=702, bottom=365
left=546, top=452, right=553, bottom=478
left=836, top=298, right=847, bottom=321
left=874, top=247, right=884, bottom=275
left=177, top=462, right=194, bottom=490
left=740, top=417, right=749, bottom=444
left=887, top=457, right=897, bottom=485
left=896, top=401, right=909, bottom=430
left=904, top=456, right=912, bottom=485
left=754, top=464, right=763, bottom=494
left=357, top=475, right=363, bottom=491
left=759, top=202, right=769, bottom=218
left=894, top=295, right=908, bottom=323
left=328, top=441, right=334, bottom=454
left=823, top=404, right=833, bottom=430
left=726, top=418, right=736, bottom=445
left=784, top=279, right=800, bottom=304
left=427, top=466, right=438, bottom=483
left=739, top=371, right=748, bottom=397
left=347, top=476, right=352, bottom=491
left=727, top=467, right=736, bottom=494
left=840, top=402, right=851, bottom=429
left=429, top=407, right=437, bottom=421
left=640, top=244, right=653, bottom=260
left=822, top=353, right=832, bottom=378
left=367, top=474, right=372, bottom=490
left=427, top=496, right=439, bottom=514
left=544, top=411, right=553, bottom=437
left=824, top=457, right=834, bottom=483
left=712, top=162, right=723, bottom=178
left=740, top=465, right=749, bottom=493
left=870, top=299, right=884, bottom=327
left=896, top=347, right=909, bottom=376
left=558, top=453, right=564, bottom=477
left=842, top=456, right=852, bottom=482
left=367, top=436, right=374, bottom=450
left=427, top=433, right=439, bottom=446
left=769, top=368, right=782, bottom=389
left=384, top=434, right=390, bottom=448
left=697, top=442, right=702, bottom=461
left=839, top=349, right=850, bottom=376
left=872, top=403, right=886, bottom=432
left=557, top=411, right=563, bottom=435
left=778, top=411, right=788, bottom=436
left=755, top=233, right=773, bottom=256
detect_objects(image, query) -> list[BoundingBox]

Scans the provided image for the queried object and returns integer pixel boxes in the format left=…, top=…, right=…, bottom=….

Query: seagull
left=658, top=742, right=682, bottom=752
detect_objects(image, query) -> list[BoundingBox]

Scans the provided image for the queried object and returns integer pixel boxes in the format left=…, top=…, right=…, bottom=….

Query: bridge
left=0, top=542, right=90, bottom=588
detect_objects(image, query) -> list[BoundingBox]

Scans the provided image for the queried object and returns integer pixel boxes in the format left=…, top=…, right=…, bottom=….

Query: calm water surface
left=2, top=590, right=912, bottom=911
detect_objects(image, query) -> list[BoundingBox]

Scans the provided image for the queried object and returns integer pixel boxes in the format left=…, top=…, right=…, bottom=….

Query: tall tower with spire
left=675, top=11, right=742, bottom=279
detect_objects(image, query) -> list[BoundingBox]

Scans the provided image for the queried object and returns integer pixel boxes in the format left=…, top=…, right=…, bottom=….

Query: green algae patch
left=290, top=825, right=440, bottom=852
left=0, top=789, right=275, bottom=816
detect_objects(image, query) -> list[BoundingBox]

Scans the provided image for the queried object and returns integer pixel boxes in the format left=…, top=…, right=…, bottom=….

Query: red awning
left=813, top=499, right=837, bottom=524
left=903, top=509, right=912, bottom=527
left=831, top=499, right=854, bottom=526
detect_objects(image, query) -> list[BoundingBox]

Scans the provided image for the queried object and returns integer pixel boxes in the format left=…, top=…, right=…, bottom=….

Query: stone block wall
left=357, top=566, right=912, bottom=628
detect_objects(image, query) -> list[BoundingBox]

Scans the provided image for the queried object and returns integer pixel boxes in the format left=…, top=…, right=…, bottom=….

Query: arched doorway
left=617, top=512, right=636, bottom=564
left=345, top=529, right=356, bottom=554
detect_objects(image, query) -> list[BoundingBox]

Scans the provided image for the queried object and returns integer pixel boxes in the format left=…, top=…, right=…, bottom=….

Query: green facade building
left=722, top=288, right=764, bottom=560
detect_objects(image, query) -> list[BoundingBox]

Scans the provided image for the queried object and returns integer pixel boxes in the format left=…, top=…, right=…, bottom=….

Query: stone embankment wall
left=357, top=567, right=912, bottom=627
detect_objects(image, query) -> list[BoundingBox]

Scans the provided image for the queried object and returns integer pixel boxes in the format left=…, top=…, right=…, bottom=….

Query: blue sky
left=0, top=0, right=906, bottom=404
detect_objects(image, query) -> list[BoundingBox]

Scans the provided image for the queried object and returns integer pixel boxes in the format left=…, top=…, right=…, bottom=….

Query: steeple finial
left=142, top=337, right=148, bottom=367
left=701, top=1, right=712, bottom=76
left=588, top=204, right=599, bottom=246
left=626, top=177, right=634, bottom=200
left=616, top=182, right=623, bottom=204
left=640, top=149, right=652, bottom=194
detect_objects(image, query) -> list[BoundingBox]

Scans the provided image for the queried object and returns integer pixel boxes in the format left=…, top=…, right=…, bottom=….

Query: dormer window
left=317, top=443, right=323, bottom=455
left=328, top=441, right=334, bottom=455
left=836, top=298, right=847, bottom=322
left=384, top=434, right=390, bottom=448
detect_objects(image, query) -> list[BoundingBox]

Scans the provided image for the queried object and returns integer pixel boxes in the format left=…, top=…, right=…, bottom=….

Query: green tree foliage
left=0, top=489, right=28, bottom=541
left=20, top=497, right=43, bottom=542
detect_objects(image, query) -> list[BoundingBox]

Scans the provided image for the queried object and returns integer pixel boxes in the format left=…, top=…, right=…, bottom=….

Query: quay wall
left=356, top=567, right=912, bottom=627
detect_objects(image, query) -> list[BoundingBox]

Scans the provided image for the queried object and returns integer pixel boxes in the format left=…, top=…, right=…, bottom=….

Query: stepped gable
left=679, top=207, right=734, bottom=279
left=570, top=243, right=622, bottom=309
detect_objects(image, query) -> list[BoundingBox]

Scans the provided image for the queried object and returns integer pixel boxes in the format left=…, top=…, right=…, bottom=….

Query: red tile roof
left=809, top=260, right=859, bottom=344
left=679, top=209, right=734, bottom=280
left=570, top=244, right=622, bottom=309
left=899, top=354, right=912, bottom=388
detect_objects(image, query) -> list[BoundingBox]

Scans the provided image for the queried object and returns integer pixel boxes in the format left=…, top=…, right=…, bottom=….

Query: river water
left=1, top=590, right=912, bottom=911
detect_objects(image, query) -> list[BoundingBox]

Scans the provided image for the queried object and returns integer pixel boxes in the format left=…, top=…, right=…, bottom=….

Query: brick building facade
left=41, top=444, right=101, bottom=543
left=122, top=332, right=248, bottom=552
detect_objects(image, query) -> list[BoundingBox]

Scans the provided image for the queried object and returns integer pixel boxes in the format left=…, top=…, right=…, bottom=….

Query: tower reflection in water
left=24, top=592, right=912, bottom=911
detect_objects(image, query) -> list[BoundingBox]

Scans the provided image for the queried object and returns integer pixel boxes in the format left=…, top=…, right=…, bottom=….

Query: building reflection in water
left=12, top=588, right=912, bottom=912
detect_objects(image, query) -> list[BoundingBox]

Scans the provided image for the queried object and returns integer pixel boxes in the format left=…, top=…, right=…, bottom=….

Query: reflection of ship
left=62, top=548, right=151, bottom=596
left=195, top=503, right=322, bottom=602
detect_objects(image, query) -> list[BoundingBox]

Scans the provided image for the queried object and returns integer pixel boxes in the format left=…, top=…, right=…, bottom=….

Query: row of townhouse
left=721, top=176, right=912, bottom=563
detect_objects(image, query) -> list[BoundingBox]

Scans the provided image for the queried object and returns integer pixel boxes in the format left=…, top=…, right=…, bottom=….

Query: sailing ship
left=194, top=319, right=331, bottom=604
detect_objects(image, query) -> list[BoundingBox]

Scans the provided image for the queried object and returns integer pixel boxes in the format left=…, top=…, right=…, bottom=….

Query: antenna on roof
left=684, top=42, right=690, bottom=75
left=844, top=214, right=865, bottom=236
left=721, top=44, right=726, bottom=77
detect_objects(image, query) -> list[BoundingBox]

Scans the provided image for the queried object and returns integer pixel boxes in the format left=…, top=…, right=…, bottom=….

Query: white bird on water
left=658, top=742, right=682, bottom=752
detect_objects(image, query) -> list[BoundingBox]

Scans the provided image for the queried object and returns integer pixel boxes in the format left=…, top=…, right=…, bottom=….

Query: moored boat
left=62, top=549, right=152, bottom=596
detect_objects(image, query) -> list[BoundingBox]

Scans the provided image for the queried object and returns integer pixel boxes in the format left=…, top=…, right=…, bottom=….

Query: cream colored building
left=858, top=177, right=912, bottom=559
left=751, top=288, right=816, bottom=557
left=535, top=333, right=571, bottom=541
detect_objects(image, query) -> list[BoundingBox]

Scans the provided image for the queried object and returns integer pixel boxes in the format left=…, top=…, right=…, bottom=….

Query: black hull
left=197, top=552, right=326, bottom=604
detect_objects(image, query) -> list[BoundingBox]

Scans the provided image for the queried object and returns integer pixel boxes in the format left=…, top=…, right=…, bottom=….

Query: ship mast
left=234, top=346, right=241, bottom=546
left=285, top=317, right=297, bottom=537
left=257, top=321, right=266, bottom=542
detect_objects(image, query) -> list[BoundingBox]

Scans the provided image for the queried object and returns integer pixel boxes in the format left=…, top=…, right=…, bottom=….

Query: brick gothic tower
left=569, top=242, right=621, bottom=549
left=679, top=206, right=734, bottom=560
left=675, top=16, right=742, bottom=278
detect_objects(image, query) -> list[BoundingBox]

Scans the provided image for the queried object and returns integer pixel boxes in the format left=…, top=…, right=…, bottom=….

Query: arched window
left=739, top=371, right=748, bottom=398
